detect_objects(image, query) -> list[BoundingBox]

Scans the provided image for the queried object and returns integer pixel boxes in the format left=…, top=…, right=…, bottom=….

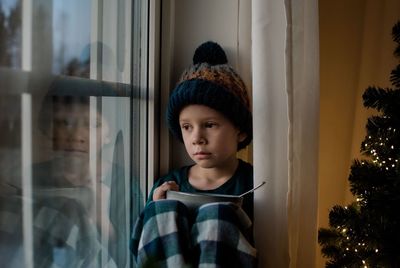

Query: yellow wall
left=318, top=0, right=365, bottom=256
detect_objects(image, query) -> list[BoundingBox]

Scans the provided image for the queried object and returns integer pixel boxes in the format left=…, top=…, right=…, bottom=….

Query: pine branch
left=393, top=21, right=400, bottom=58
left=362, top=87, right=400, bottom=114
left=390, top=65, right=400, bottom=88
left=318, top=228, right=343, bottom=246
left=364, top=115, right=400, bottom=136
left=328, top=204, right=360, bottom=228
left=363, top=86, right=387, bottom=108
left=348, top=160, right=390, bottom=196
left=392, top=21, right=400, bottom=45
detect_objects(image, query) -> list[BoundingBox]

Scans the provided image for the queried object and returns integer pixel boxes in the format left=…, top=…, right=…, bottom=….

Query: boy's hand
left=153, top=181, right=179, bottom=201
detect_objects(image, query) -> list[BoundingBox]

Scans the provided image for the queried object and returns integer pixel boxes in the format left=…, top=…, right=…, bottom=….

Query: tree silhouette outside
left=0, top=1, right=21, bottom=68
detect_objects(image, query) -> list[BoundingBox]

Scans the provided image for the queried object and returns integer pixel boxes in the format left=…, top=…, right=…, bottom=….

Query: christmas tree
left=318, top=21, right=400, bottom=268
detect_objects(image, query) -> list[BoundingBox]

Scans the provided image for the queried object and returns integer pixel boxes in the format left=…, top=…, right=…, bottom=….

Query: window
left=0, top=0, right=148, bottom=267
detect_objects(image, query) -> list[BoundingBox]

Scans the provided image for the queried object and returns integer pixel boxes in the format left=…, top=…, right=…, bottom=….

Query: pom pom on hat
left=167, top=41, right=252, bottom=150
left=192, top=41, right=228, bottom=65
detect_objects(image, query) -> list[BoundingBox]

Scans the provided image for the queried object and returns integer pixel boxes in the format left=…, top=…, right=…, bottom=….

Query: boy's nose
left=192, top=129, right=206, bottom=145
left=67, top=128, right=88, bottom=143
left=192, top=137, right=206, bottom=145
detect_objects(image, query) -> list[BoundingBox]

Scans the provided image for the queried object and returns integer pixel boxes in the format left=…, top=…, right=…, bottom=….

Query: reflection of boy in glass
left=0, top=77, right=118, bottom=267
left=37, top=94, right=111, bottom=188
left=31, top=78, right=121, bottom=267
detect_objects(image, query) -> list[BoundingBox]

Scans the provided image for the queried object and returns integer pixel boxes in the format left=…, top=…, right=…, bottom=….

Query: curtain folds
left=252, top=0, right=319, bottom=267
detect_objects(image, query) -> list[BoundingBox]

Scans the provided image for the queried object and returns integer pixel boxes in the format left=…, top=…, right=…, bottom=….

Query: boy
left=132, top=41, right=257, bottom=267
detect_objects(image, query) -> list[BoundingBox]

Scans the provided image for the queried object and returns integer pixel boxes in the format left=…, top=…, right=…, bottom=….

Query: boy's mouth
left=194, top=151, right=210, bottom=155
left=193, top=151, right=211, bottom=159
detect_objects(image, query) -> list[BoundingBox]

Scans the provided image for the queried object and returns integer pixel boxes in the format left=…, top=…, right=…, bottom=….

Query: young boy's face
left=179, top=104, right=246, bottom=169
left=52, top=101, right=110, bottom=154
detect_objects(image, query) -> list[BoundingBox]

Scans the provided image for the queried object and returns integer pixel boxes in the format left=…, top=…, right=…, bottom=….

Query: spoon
left=238, top=181, right=266, bottom=197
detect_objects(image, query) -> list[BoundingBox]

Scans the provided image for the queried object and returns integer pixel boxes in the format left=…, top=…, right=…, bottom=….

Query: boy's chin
left=63, top=173, right=92, bottom=187
left=192, top=160, right=216, bottom=169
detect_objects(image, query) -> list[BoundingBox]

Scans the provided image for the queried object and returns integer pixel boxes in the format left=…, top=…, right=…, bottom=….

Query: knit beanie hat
left=167, top=41, right=252, bottom=150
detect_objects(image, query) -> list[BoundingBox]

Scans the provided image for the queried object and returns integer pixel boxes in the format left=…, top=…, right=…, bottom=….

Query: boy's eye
left=204, top=122, right=217, bottom=128
left=54, top=118, right=73, bottom=127
left=181, top=124, right=191, bottom=131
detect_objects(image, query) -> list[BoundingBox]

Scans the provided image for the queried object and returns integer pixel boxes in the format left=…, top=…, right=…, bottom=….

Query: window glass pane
left=0, top=0, right=147, bottom=267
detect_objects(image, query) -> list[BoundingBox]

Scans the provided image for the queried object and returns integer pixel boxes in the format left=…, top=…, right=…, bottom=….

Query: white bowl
left=166, top=190, right=243, bottom=212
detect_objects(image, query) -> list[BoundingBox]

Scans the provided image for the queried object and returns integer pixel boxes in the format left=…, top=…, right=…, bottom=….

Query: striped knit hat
left=167, top=41, right=252, bottom=150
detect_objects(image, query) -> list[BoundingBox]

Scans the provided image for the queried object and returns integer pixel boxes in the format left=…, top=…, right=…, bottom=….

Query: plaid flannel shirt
left=131, top=199, right=257, bottom=268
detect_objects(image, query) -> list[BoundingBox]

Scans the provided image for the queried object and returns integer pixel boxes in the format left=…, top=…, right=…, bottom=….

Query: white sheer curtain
left=252, top=0, right=319, bottom=267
